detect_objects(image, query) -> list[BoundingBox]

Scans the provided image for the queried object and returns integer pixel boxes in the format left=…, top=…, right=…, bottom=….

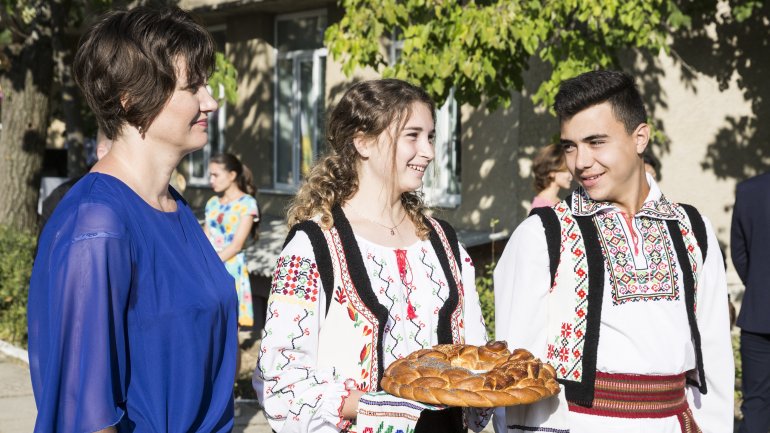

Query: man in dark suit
left=732, top=171, right=770, bottom=433
left=39, top=130, right=112, bottom=230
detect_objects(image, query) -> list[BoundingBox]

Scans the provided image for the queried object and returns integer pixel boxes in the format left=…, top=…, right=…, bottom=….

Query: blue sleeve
left=28, top=201, right=132, bottom=433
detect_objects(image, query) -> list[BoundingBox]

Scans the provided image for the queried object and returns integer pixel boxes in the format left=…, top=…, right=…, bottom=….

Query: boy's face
left=560, top=101, right=649, bottom=207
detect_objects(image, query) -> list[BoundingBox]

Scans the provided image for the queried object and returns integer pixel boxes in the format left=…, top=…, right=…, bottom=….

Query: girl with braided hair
left=254, top=79, right=489, bottom=433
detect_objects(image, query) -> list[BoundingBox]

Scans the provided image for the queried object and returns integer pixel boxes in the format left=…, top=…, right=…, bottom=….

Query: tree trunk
left=0, top=4, right=56, bottom=234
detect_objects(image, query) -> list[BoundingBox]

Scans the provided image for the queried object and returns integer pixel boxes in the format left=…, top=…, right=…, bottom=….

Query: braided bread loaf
left=380, top=341, right=560, bottom=407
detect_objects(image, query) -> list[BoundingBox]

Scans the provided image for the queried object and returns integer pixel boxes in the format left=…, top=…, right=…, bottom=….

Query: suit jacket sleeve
left=730, top=184, right=749, bottom=284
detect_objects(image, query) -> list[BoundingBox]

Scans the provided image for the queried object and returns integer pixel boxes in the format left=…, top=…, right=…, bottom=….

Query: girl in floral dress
left=205, top=153, right=260, bottom=327
left=253, top=79, right=489, bottom=433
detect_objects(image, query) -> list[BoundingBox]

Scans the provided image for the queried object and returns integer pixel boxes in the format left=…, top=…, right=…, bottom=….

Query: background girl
left=205, top=153, right=260, bottom=328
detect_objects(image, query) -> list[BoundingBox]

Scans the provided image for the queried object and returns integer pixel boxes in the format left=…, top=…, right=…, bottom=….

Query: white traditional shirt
left=493, top=175, right=734, bottom=433
left=255, top=228, right=488, bottom=433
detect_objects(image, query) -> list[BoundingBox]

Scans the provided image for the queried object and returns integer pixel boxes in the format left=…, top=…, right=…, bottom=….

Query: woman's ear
left=120, top=93, right=131, bottom=114
left=353, top=133, right=372, bottom=159
left=120, top=94, right=147, bottom=136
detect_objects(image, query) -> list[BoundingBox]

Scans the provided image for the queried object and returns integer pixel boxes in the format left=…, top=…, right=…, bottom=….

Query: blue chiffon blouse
left=28, top=173, right=238, bottom=432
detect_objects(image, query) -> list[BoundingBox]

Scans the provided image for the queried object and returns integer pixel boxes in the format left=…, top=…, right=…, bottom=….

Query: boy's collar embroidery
left=571, top=187, right=682, bottom=221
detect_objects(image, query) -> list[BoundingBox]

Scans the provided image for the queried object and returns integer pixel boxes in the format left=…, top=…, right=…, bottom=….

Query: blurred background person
left=731, top=170, right=770, bottom=433
left=27, top=7, right=238, bottom=432
left=530, top=143, right=572, bottom=209
left=205, top=152, right=259, bottom=329
left=39, top=128, right=112, bottom=230
left=205, top=152, right=259, bottom=405
left=643, top=151, right=660, bottom=181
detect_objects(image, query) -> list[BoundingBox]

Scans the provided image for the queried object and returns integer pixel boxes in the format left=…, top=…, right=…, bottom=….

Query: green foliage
left=476, top=262, right=495, bottom=340
left=0, top=28, right=11, bottom=45
left=1, top=2, right=238, bottom=106
left=209, top=51, right=239, bottom=105
left=326, top=0, right=756, bottom=112
left=0, top=225, right=35, bottom=348
left=733, top=1, right=761, bottom=22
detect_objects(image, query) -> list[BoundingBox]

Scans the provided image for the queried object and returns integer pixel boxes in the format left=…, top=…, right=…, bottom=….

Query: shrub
left=476, top=262, right=495, bottom=340
left=0, top=225, right=36, bottom=348
left=474, top=218, right=500, bottom=340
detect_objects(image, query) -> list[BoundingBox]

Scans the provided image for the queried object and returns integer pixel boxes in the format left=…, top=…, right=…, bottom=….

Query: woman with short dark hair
left=28, top=7, right=237, bottom=432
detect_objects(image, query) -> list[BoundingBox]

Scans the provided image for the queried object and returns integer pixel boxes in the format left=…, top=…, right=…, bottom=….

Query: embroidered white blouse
left=255, top=230, right=488, bottom=433
left=493, top=176, right=734, bottom=433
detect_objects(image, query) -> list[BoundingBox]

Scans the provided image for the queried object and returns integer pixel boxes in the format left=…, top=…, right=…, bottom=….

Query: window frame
left=186, top=24, right=227, bottom=188
left=185, top=83, right=228, bottom=187
left=271, top=9, right=328, bottom=192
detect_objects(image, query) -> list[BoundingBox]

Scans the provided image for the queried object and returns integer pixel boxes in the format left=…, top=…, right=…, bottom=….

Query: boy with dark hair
left=493, top=70, right=733, bottom=433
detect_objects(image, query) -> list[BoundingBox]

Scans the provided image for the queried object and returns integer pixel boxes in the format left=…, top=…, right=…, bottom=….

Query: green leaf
left=209, top=51, right=239, bottom=105
left=0, top=29, right=11, bottom=46
left=733, top=1, right=760, bottom=23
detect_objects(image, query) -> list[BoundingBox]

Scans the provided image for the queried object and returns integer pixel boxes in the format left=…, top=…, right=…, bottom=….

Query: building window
left=390, top=39, right=461, bottom=207
left=185, top=26, right=227, bottom=187
left=273, top=10, right=327, bottom=190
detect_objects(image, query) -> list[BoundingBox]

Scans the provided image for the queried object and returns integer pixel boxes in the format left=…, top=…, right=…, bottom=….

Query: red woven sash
left=568, top=372, right=701, bottom=433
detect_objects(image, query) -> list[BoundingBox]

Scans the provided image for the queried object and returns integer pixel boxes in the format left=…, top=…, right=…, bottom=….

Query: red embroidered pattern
left=336, top=389, right=354, bottom=430
left=596, top=214, right=680, bottom=305
left=325, top=227, right=380, bottom=390
left=270, top=255, right=320, bottom=302
left=567, top=372, right=692, bottom=420
left=548, top=203, right=589, bottom=381
left=426, top=218, right=465, bottom=344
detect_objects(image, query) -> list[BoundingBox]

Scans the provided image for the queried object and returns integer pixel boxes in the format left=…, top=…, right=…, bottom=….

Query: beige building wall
left=444, top=97, right=523, bottom=235
left=224, top=12, right=277, bottom=212
left=644, top=53, right=754, bottom=297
